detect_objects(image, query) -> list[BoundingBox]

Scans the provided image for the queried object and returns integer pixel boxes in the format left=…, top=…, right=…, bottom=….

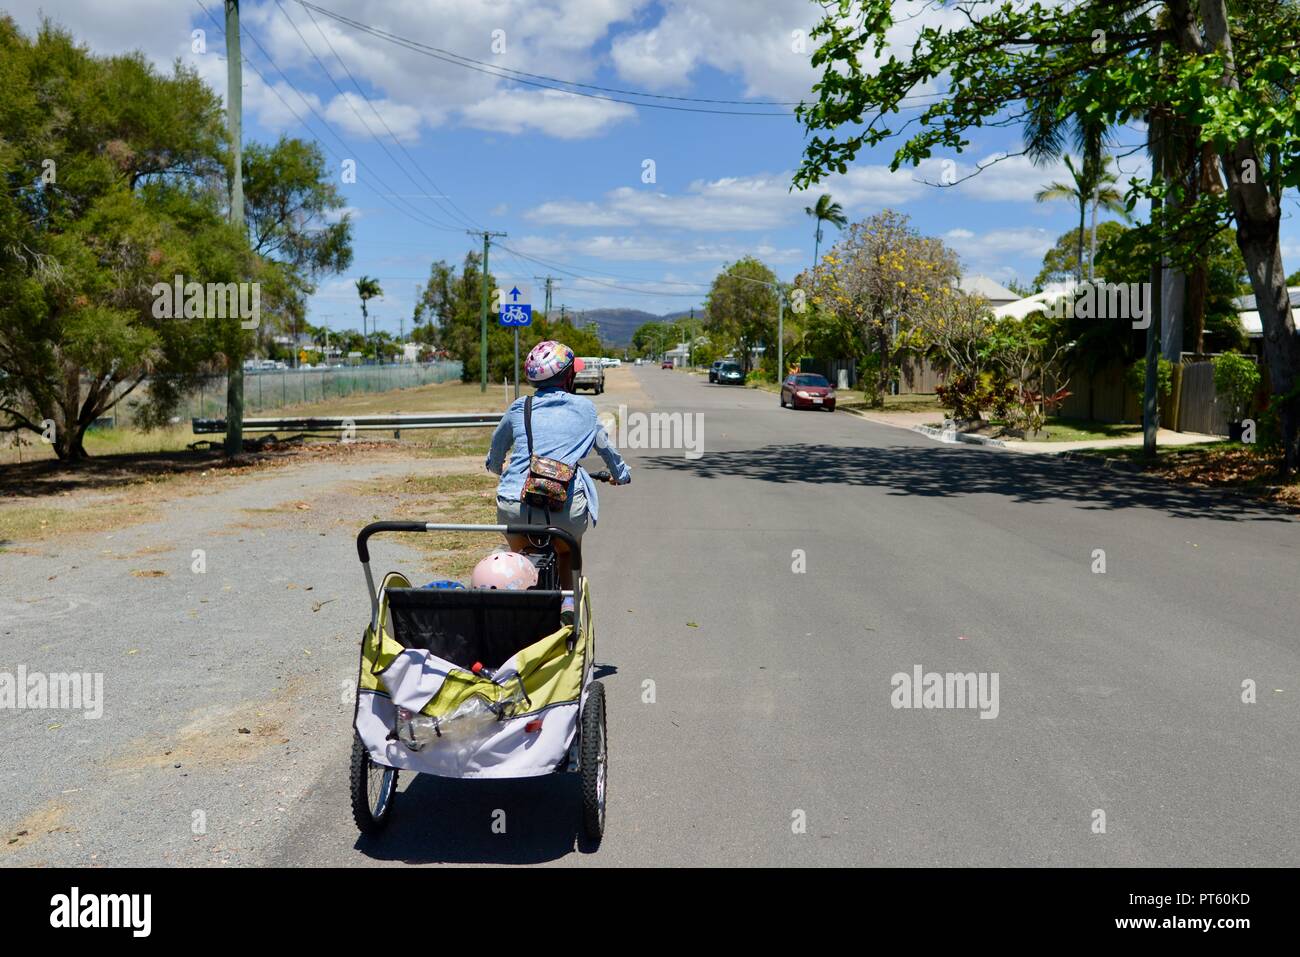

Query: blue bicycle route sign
left=498, top=286, right=532, bottom=326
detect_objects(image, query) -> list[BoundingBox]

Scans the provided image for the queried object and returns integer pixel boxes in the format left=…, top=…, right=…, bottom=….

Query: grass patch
left=0, top=378, right=504, bottom=469
left=396, top=472, right=498, bottom=495
left=0, top=424, right=200, bottom=467
left=404, top=430, right=494, bottom=459
left=839, top=393, right=946, bottom=414
left=0, top=499, right=159, bottom=550
left=986, top=418, right=1142, bottom=443
left=275, top=377, right=508, bottom=418
left=367, top=474, right=502, bottom=582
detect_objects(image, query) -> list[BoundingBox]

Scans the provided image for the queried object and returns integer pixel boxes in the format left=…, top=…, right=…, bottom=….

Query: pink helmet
left=470, top=551, right=539, bottom=590
left=525, top=340, right=577, bottom=383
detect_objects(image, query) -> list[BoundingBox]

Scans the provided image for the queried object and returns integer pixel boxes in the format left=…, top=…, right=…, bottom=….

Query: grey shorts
left=497, top=488, right=589, bottom=540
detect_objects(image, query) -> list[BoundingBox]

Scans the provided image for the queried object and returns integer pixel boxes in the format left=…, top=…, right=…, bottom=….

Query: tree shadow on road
left=354, top=773, right=589, bottom=864
left=641, top=442, right=1291, bottom=523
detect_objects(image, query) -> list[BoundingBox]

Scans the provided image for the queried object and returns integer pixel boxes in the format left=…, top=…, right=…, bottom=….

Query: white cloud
left=609, top=0, right=969, bottom=102
left=524, top=157, right=1066, bottom=237
left=512, top=233, right=802, bottom=266
left=943, top=226, right=1057, bottom=273
left=460, top=89, right=635, bottom=138
left=7, top=0, right=195, bottom=62
left=323, top=92, right=425, bottom=142
left=525, top=201, right=635, bottom=227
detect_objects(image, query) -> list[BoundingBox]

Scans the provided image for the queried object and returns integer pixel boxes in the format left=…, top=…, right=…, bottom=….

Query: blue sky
left=12, top=0, right=1300, bottom=341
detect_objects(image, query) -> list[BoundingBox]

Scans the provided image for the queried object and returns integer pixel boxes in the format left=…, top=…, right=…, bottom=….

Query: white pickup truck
left=574, top=358, right=605, bottom=394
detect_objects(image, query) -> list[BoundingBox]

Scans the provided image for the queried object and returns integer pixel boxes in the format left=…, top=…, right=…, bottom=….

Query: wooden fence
left=1176, top=361, right=1230, bottom=435
left=813, top=352, right=1249, bottom=435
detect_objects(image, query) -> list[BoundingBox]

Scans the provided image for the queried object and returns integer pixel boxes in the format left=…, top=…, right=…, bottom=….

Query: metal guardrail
left=191, top=412, right=503, bottom=434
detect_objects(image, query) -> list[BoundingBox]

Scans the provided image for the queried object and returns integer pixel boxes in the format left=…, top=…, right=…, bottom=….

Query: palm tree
left=355, top=275, right=383, bottom=362
left=805, top=193, right=847, bottom=267
left=1034, top=154, right=1126, bottom=281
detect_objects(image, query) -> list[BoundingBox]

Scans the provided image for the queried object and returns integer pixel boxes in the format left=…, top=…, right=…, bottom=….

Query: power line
left=270, top=0, right=471, bottom=232
left=498, top=245, right=705, bottom=298
left=292, top=0, right=794, bottom=117
left=295, top=0, right=804, bottom=107
left=193, top=0, right=467, bottom=236
left=290, top=0, right=483, bottom=231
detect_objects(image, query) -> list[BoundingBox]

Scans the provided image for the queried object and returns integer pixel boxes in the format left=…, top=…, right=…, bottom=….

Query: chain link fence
left=100, top=361, right=464, bottom=428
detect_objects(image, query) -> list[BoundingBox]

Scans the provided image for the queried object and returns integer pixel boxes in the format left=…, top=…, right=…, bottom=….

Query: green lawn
left=991, top=418, right=1142, bottom=443
left=1072, top=440, right=1232, bottom=462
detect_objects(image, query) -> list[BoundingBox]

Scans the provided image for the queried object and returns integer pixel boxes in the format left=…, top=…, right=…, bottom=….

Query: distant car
left=574, top=358, right=605, bottom=393
left=716, top=361, right=744, bottom=385
left=709, top=360, right=724, bottom=383
left=780, top=372, right=836, bottom=411
left=607, top=358, right=621, bottom=368
left=661, top=358, right=673, bottom=369
left=634, top=358, right=643, bottom=366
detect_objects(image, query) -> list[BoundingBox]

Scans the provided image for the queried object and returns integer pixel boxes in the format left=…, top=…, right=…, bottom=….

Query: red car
left=780, top=373, right=836, bottom=411
left=661, top=359, right=673, bottom=369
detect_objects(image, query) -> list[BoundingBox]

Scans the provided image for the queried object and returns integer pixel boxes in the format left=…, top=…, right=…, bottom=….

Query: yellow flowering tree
left=808, top=210, right=958, bottom=406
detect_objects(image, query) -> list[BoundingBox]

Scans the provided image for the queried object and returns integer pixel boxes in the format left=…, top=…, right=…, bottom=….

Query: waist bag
left=520, top=395, right=575, bottom=512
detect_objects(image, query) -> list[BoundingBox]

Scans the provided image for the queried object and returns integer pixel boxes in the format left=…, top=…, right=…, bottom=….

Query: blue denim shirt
left=485, top=388, right=631, bottom=525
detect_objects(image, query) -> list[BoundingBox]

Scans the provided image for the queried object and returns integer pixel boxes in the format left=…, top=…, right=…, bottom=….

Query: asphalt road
left=275, top=367, right=1298, bottom=867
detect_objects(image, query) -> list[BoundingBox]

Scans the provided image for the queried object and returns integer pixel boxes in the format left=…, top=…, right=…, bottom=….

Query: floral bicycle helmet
left=470, top=551, right=539, bottom=590
left=525, top=340, right=582, bottom=384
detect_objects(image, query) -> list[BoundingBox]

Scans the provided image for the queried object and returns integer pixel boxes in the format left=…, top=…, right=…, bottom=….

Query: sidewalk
left=1000, top=429, right=1221, bottom=454
left=843, top=406, right=1223, bottom=454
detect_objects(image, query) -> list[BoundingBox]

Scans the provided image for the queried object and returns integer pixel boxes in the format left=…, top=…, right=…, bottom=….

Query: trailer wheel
left=580, top=681, right=608, bottom=844
left=350, top=735, right=397, bottom=835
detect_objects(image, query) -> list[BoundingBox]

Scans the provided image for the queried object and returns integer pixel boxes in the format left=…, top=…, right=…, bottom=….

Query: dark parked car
left=709, top=360, right=725, bottom=383
left=716, top=361, right=745, bottom=385
left=780, top=372, right=836, bottom=410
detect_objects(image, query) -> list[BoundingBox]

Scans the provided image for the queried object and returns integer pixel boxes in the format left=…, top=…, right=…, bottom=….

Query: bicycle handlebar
left=356, top=522, right=581, bottom=571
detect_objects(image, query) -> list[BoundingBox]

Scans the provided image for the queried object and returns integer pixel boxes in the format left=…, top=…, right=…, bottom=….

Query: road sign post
left=498, top=285, right=532, bottom=400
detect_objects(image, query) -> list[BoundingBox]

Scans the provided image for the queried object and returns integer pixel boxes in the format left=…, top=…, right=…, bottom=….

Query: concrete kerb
left=911, top=423, right=1007, bottom=448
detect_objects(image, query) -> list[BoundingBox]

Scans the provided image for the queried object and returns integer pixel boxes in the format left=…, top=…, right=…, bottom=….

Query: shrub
left=936, top=371, right=1016, bottom=421
left=1212, top=352, right=1261, bottom=421
left=1126, top=357, right=1173, bottom=399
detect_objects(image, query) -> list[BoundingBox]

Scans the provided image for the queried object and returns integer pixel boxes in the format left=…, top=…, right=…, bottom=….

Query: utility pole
left=223, top=0, right=245, bottom=457
left=688, top=307, right=695, bottom=367
left=468, top=230, right=506, bottom=392
left=534, top=275, right=558, bottom=320
left=1143, top=116, right=1163, bottom=459
left=777, top=287, right=785, bottom=381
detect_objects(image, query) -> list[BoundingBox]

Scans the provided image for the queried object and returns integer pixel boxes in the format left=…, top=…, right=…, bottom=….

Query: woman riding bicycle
left=485, top=340, right=630, bottom=597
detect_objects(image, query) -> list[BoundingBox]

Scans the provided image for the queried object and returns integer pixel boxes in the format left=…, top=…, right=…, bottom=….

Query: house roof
left=959, top=274, right=1020, bottom=304
left=1232, top=287, right=1300, bottom=311
left=1231, top=287, right=1300, bottom=337
left=993, top=290, right=1069, bottom=320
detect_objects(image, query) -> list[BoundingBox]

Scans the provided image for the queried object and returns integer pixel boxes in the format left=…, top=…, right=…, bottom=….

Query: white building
left=959, top=274, right=1020, bottom=309
left=1232, top=288, right=1300, bottom=339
